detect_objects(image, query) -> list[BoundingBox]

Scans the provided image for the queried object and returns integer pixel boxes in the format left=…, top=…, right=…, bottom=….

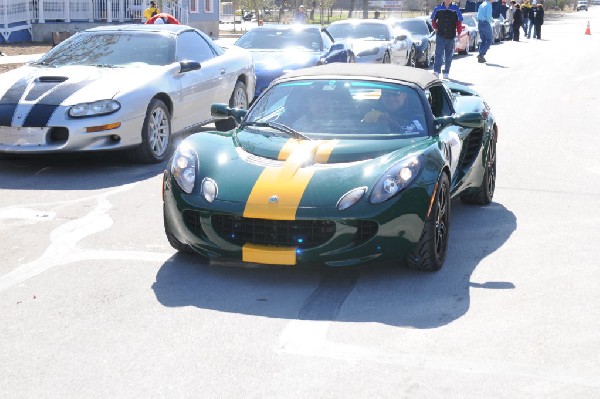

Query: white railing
left=0, top=0, right=33, bottom=41
left=1, top=0, right=187, bottom=27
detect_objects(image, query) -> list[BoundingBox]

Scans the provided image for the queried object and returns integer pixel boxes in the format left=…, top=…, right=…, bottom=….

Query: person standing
left=295, top=5, right=306, bottom=23
left=533, top=3, right=544, bottom=39
left=506, top=0, right=515, bottom=40
left=521, top=0, right=532, bottom=37
left=477, top=0, right=494, bottom=63
left=430, top=0, right=464, bottom=80
left=512, top=3, right=523, bottom=41
left=143, top=1, right=160, bottom=22
left=526, top=1, right=536, bottom=38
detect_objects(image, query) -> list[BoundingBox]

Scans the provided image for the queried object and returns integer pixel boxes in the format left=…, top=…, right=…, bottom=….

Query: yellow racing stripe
left=243, top=139, right=336, bottom=220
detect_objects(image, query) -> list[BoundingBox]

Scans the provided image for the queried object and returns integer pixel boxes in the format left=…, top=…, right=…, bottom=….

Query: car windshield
left=394, top=20, right=430, bottom=36
left=245, top=79, right=427, bottom=138
left=235, top=29, right=322, bottom=50
left=327, top=23, right=390, bottom=41
left=35, top=32, right=175, bottom=67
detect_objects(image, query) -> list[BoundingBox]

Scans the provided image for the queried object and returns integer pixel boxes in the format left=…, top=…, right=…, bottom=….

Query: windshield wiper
left=242, top=121, right=311, bottom=141
left=93, top=64, right=120, bottom=68
left=31, top=61, right=56, bottom=68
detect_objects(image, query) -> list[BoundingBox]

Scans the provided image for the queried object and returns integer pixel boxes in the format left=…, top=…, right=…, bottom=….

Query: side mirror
left=434, top=113, right=483, bottom=130
left=211, top=103, right=248, bottom=124
left=179, top=60, right=201, bottom=73
left=395, top=34, right=407, bottom=41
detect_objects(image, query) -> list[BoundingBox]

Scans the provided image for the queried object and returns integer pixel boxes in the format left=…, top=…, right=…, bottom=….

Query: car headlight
left=69, top=100, right=120, bottom=118
left=171, top=143, right=198, bottom=194
left=357, top=47, right=380, bottom=57
left=370, top=156, right=422, bottom=204
left=337, top=187, right=367, bottom=211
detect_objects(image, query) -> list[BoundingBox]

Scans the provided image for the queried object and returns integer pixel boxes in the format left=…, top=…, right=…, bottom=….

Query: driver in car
left=362, top=89, right=424, bottom=133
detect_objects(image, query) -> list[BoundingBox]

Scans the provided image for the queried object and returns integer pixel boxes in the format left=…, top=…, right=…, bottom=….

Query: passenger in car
left=362, top=89, right=425, bottom=134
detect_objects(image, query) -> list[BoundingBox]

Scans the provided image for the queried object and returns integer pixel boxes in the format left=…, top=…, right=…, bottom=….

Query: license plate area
left=0, top=126, right=49, bottom=146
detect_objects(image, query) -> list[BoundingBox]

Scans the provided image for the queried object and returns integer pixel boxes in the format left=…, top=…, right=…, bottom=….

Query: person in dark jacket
left=512, top=4, right=523, bottom=41
left=533, top=4, right=544, bottom=39
left=430, top=0, right=463, bottom=79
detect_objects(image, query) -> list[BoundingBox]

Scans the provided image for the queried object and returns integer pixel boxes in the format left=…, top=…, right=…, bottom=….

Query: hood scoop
left=26, top=76, right=70, bottom=101
left=37, top=76, right=68, bottom=83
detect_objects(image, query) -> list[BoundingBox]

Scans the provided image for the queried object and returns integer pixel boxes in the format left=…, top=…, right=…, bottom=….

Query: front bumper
left=163, top=174, right=430, bottom=267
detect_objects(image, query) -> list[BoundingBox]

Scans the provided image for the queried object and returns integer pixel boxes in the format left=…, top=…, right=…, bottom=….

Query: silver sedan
left=0, top=25, right=256, bottom=163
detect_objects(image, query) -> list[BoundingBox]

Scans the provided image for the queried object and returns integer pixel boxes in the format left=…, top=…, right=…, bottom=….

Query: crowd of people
left=505, top=0, right=545, bottom=41
left=430, top=0, right=545, bottom=79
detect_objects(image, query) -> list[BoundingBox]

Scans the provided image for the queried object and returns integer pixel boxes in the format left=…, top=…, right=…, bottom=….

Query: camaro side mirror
left=395, top=34, right=407, bottom=41
left=179, top=61, right=201, bottom=73
left=211, top=103, right=248, bottom=124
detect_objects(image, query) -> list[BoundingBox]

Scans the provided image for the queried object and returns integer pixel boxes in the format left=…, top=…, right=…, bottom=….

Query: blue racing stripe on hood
left=22, top=80, right=92, bottom=127
left=0, top=78, right=29, bottom=126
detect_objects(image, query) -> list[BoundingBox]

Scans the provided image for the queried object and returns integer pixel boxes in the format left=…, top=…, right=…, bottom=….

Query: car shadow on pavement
left=152, top=200, right=517, bottom=328
left=0, top=131, right=202, bottom=190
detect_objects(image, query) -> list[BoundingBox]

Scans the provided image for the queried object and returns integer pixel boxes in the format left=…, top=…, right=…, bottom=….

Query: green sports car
left=162, top=64, right=498, bottom=271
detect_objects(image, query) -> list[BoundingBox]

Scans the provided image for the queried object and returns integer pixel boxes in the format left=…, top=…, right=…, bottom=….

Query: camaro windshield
left=235, top=29, right=322, bottom=51
left=36, top=32, right=175, bottom=67
left=245, top=79, right=428, bottom=138
left=327, top=23, right=390, bottom=41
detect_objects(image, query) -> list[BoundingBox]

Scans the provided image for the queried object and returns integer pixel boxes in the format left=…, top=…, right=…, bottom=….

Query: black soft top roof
left=278, top=63, right=438, bottom=90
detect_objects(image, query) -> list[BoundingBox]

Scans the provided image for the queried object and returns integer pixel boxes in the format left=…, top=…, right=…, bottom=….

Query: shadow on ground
left=153, top=200, right=517, bottom=328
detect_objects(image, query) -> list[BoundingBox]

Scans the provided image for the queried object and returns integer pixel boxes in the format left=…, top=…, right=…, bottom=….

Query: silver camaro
left=0, top=25, right=256, bottom=163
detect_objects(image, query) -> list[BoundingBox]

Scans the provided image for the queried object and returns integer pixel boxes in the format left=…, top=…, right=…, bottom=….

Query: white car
left=577, top=1, right=588, bottom=10
left=326, top=19, right=415, bottom=67
left=0, top=25, right=255, bottom=163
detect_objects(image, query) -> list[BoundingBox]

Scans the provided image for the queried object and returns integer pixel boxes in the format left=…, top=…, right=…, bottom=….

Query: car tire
left=382, top=51, right=391, bottom=64
left=215, top=80, right=249, bottom=132
left=422, top=44, right=431, bottom=68
left=164, top=211, right=194, bottom=253
left=128, top=98, right=171, bottom=163
left=406, top=172, right=450, bottom=272
left=407, top=46, right=416, bottom=67
left=460, top=131, right=496, bottom=205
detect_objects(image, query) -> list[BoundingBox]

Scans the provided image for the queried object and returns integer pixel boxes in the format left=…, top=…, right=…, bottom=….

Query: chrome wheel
left=148, top=105, right=170, bottom=158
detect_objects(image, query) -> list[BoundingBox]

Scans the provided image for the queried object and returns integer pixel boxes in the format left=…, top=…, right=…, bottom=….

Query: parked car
left=234, top=24, right=354, bottom=100
left=492, top=15, right=510, bottom=42
left=326, top=19, right=416, bottom=67
left=577, top=1, right=588, bottom=10
left=454, top=23, right=472, bottom=54
left=163, top=63, right=499, bottom=270
left=389, top=18, right=436, bottom=68
left=0, top=24, right=255, bottom=163
left=461, top=14, right=481, bottom=51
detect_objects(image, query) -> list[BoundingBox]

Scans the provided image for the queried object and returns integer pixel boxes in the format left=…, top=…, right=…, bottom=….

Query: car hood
left=234, top=130, right=430, bottom=164
left=250, top=51, right=321, bottom=71
left=0, top=64, right=167, bottom=105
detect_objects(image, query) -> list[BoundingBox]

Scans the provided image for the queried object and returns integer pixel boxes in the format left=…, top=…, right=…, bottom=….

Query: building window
left=205, top=0, right=213, bottom=13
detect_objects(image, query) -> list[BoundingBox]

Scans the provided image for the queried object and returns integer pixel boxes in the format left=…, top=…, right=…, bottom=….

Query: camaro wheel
left=407, top=173, right=450, bottom=272
left=460, top=131, right=496, bottom=205
left=129, top=98, right=171, bottom=163
left=215, top=80, right=249, bottom=132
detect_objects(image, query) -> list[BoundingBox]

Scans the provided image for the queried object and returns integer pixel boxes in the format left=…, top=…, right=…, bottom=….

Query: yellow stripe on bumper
left=244, top=139, right=336, bottom=220
left=243, top=244, right=297, bottom=265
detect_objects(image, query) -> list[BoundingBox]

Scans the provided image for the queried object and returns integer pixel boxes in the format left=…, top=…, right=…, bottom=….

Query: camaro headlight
left=171, top=143, right=198, bottom=194
left=69, top=100, right=121, bottom=118
left=370, top=156, right=422, bottom=204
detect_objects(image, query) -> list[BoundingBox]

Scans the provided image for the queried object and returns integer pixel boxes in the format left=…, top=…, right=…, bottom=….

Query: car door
left=174, top=30, right=222, bottom=129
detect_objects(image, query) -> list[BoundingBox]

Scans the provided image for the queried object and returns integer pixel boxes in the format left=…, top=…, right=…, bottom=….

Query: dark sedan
left=235, top=24, right=354, bottom=100
left=389, top=18, right=436, bottom=68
